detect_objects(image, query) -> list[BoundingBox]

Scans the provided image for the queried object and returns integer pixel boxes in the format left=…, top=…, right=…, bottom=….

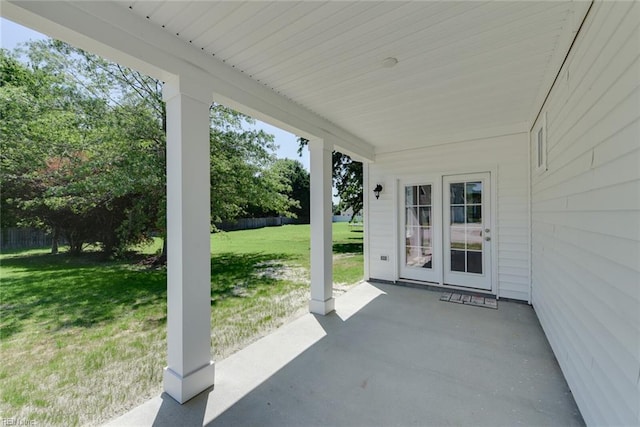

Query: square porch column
left=308, top=139, right=335, bottom=315
left=162, top=77, right=215, bottom=403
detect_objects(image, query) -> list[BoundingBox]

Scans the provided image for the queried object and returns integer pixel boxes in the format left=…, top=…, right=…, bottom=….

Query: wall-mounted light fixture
left=373, top=184, right=383, bottom=199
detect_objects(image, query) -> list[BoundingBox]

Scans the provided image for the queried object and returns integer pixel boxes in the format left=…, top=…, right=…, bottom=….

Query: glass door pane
left=405, top=184, right=432, bottom=269
left=448, top=180, right=483, bottom=274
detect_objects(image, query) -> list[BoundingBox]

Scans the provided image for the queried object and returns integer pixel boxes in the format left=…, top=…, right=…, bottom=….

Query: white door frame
left=395, top=168, right=498, bottom=295
left=397, top=176, right=442, bottom=283
left=443, top=172, right=492, bottom=290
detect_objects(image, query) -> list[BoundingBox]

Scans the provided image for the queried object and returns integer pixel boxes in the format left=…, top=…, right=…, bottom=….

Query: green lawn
left=0, top=223, right=362, bottom=426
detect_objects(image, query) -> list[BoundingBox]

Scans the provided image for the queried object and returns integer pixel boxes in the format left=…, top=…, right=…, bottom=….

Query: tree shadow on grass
left=0, top=252, right=167, bottom=339
left=210, top=252, right=295, bottom=304
left=332, top=242, right=363, bottom=255
left=0, top=251, right=296, bottom=339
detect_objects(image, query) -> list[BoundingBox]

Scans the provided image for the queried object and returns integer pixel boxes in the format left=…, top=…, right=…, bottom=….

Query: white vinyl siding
left=368, top=133, right=530, bottom=301
left=530, top=2, right=640, bottom=426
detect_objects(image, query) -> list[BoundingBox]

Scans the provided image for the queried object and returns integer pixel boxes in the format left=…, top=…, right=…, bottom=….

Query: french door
left=443, top=173, right=492, bottom=290
left=399, top=179, right=441, bottom=283
left=399, top=172, right=492, bottom=291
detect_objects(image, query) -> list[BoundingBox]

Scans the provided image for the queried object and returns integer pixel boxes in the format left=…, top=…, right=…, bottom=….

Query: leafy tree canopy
left=273, top=158, right=310, bottom=222
left=1, top=40, right=297, bottom=255
left=246, top=158, right=310, bottom=222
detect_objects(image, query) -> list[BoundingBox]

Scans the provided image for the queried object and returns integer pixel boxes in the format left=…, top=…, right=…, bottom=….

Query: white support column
left=363, top=161, right=370, bottom=281
left=308, top=139, right=335, bottom=315
left=162, top=76, right=215, bottom=404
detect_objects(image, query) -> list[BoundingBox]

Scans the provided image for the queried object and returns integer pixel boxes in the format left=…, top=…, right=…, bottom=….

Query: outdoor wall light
left=373, top=184, right=383, bottom=199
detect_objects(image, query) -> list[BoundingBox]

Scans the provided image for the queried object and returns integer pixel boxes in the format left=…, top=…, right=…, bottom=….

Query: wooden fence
left=216, top=216, right=299, bottom=231
left=0, top=228, right=58, bottom=250
left=1, top=217, right=302, bottom=250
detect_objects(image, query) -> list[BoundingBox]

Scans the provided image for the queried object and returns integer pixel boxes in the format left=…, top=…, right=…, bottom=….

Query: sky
left=0, top=17, right=310, bottom=171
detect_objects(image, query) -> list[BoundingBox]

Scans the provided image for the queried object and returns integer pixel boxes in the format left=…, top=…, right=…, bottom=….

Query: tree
left=297, top=138, right=362, bottom=220
left=14, top=40, right=169, bottom=256
left=209, top=113, right=296, bottom=223
left=273, top=159, right=310, bottom=222
left=39, top=40, right=297, bottom=227
left=1, top=48, right=162, bottom=255
left=248, top=159, right=309, bottom=221
left=1, top=40, right=298, bottom=255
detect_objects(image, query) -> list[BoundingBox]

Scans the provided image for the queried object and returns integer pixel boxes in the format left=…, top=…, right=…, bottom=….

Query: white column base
left=309, top=298, right=335, bottom=315
left=163, top=361, right=215, bottom=404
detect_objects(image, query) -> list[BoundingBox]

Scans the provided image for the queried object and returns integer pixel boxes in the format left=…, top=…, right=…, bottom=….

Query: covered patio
left=107, top=282, right=582, bottom=426
left=3, top=1, right=638, bottom=425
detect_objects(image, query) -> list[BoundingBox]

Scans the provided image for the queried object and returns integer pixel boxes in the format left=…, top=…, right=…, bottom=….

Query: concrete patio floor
left=106, top=282, right=583, bottom=426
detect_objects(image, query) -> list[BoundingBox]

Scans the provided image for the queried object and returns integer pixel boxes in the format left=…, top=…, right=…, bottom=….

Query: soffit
left=120, top=1, right=576, bottom=153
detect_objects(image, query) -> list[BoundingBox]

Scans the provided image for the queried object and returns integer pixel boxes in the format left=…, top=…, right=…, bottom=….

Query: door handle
left=485, top=228, right=490, bottom=233
left=485, top=237, right=491, bottom=241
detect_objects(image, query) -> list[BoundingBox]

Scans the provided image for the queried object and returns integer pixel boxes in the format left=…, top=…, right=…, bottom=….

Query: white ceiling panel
left=123, top=1, right=579, bottom=153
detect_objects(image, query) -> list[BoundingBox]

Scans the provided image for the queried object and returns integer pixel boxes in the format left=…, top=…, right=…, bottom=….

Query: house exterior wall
left=530, top=2, right=640, bottom=425
left=367, top=133, right=530, bottom=301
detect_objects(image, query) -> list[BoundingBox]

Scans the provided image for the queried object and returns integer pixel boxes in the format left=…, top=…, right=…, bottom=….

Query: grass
left=0, top=223, right=363, bottom=426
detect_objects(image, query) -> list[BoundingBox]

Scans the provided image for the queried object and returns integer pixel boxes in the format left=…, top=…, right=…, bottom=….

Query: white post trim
left=363, top=162, right=371, bottom=281
left=162, top=77, right=215, bottom=403
left=308, top=139, right=335, bottom=315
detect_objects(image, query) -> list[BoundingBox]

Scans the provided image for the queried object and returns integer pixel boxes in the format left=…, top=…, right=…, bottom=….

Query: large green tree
left=1, top=40, right=296, bottom=255
left=246, top=158, right=310, bottom=222
left=209, top=111, right=294, bottom=223
left=273, top=159, right=310, bottom=222
left=1, top=49, right=163, bottom=254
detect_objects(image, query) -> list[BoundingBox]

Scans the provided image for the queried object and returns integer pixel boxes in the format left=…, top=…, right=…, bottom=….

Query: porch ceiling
left=120, top=1, right=579, bottom=153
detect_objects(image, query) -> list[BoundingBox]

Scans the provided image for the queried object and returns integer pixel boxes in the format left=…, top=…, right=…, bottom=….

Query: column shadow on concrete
left=152, top=389, right=211, bottom=427
left=205, top=282, right=583, bottom=427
